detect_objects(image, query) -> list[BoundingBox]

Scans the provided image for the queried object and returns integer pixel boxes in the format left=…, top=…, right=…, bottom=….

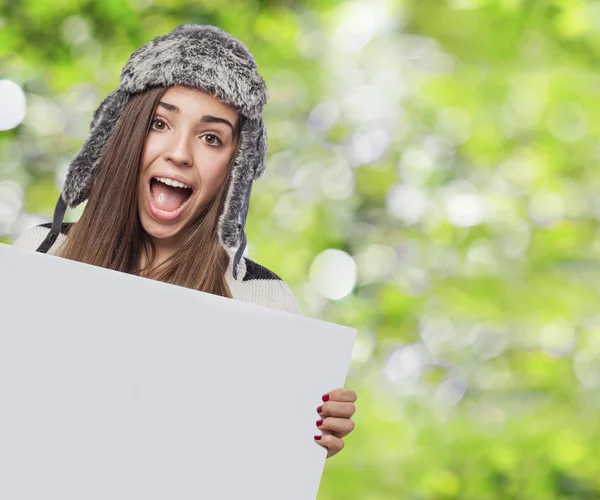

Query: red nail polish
left=317, top=405, right=323, bottom=414
left=314, top=435, right=322, bottom=441
left=322, top=394, right=330, bottom=402
left=316, top=419, right=323, bottom=427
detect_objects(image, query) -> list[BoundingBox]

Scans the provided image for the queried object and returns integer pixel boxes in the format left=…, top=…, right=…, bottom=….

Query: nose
left=165, top=131, right=193, bottom=168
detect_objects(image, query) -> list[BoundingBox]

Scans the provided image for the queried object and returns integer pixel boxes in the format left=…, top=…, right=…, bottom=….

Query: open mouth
left=149, top=176, right=193, bottom=219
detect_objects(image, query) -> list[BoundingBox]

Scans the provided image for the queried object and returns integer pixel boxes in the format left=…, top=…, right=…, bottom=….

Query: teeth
left=154, top=177, right=191, bottom=189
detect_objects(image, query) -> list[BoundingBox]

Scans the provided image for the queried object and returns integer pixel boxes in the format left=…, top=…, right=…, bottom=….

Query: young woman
left=13, top=24, right=357, bottom=458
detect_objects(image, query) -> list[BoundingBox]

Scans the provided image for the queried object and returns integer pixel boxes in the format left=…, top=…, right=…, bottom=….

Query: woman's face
left=137, top=86, right=239, bottom=245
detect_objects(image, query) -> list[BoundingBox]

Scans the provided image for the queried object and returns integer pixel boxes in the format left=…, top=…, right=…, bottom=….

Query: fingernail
left=317, top=405, right=323, bottom=414
left=322, top=394, right=330, bottom=402
left=316, top=419, right=323, bottom=427
left=314, top=435, right=322, bottom=441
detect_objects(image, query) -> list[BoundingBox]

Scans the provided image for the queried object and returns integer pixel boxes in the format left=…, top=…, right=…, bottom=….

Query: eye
left=150, top=117, right=168, bottom=131
left=202, top=133, right=222, bottom=146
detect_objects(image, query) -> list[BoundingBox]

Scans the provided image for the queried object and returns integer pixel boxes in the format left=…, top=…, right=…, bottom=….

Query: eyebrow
left=158, top=101, right=236, bottom=136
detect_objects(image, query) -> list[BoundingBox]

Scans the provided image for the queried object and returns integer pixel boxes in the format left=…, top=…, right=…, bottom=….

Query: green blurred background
left=3, top=0, right=600, bottom=498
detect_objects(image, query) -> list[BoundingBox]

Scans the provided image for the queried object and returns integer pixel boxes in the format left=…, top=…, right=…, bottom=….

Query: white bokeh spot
left=309, top=249, right=357, bottom=300
left=0, top=80, right=27, bottom=131
left=386, top=184, right=428, bottom=224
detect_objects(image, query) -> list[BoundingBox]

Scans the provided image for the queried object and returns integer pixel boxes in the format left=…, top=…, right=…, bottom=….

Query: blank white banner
left=0, top=244, right=356, bottom=500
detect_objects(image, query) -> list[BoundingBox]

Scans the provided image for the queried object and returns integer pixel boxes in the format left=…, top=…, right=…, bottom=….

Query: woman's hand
left=314, top=388, right=357, bottom=458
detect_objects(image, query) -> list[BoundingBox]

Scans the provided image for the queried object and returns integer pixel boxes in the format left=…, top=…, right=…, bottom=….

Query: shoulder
left=226, top=256, right=302, bottom=315
left=242, top=258, right=283, bottom=282
left=12, top=223, right=73, bottom=254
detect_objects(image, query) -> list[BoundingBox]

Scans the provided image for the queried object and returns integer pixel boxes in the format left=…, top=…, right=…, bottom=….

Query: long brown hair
left=59, top=86, right=236, bottom=298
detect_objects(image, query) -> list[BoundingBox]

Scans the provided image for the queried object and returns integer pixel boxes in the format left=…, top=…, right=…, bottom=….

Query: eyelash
left=150, top=116, right=223, bottom=147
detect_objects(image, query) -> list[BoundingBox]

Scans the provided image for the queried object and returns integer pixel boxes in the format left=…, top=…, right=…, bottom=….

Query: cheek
left=139, top=134, right=163, bottom=172
left=212, top=160, right=230, bottom=184
left=197, top=154, right=231, bottom=193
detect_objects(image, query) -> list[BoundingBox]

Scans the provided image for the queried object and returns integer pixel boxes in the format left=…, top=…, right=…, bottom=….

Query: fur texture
left=62, top=24, right=269, bottom=250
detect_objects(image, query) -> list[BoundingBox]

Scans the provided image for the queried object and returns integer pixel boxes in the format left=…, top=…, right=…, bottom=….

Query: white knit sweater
left=13, top=223, right=301, bottom=315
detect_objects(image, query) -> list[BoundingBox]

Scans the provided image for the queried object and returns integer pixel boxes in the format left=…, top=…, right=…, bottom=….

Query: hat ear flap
left=62, top=88, right=130, bottom=207
left=253, top=119, right=267, bottom=180
left=218, top=117, right=267, bottom=250
left=236, top=117, right=267, bottom=180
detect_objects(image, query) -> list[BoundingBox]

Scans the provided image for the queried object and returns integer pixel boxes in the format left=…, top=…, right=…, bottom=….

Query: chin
left=140, top=215, right=187, bottom=242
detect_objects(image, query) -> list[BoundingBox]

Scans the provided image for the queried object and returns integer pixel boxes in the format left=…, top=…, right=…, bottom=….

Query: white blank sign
left=0, top=244, right=356, bottom=499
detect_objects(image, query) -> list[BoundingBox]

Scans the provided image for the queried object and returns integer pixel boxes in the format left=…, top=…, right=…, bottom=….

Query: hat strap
left=36, top=195, right=68, bottom=254
left=232, top=179, right=253, bottom=280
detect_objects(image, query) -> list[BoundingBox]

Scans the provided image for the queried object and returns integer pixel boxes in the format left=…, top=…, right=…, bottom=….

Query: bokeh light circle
left=0, top=80, right=27, bottom=131
left=309, top=249, right=357, bottom=300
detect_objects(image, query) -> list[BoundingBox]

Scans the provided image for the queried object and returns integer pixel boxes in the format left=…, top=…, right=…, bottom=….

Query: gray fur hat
left=37, top=24, right=269, bottom=279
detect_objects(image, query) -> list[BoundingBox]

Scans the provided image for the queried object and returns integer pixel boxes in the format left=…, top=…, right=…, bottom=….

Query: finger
left=324, top=388, right=357, bottom=403
left=314, top=433, right=345, bottom=458
left=317, top=416, right=355, bottom=438
left=317, top=401, right=356, bottom=419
